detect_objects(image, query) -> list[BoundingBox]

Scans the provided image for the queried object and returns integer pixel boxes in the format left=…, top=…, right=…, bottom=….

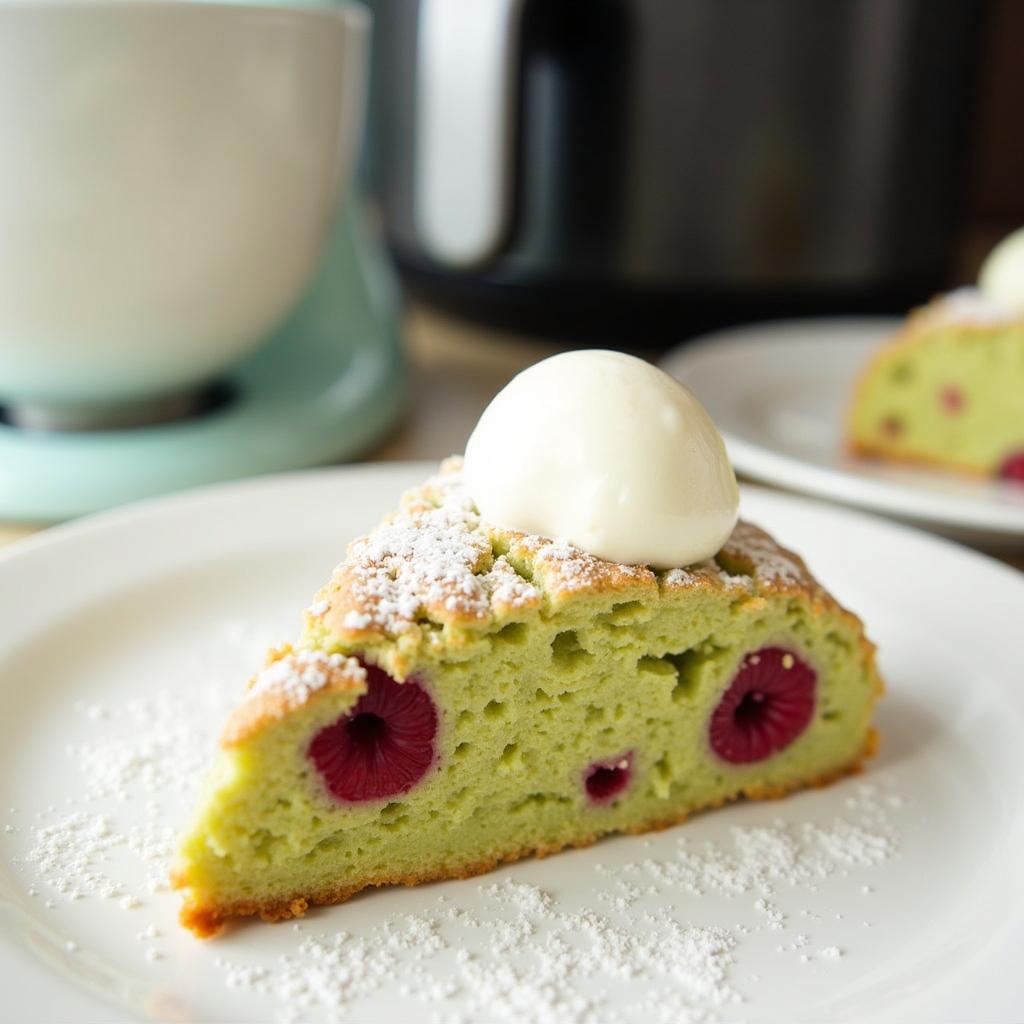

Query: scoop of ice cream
left=463, top=350, right=739, bottom=568
left=978, top=226, right=1024, bottom=313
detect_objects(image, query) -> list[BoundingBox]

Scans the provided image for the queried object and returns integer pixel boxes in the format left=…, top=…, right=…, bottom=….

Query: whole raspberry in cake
left=999, top=451, right=1024, bottom=484
left=583, top=752, right=633, bottom=804
left=173, top=465, right=881, bottom=937
left=309, top=663, right=437, bottom=803
left=709, top=647, right=816, bottom=764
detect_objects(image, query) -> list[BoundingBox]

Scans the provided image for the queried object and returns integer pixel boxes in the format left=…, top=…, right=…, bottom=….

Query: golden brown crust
left=178, top=729, right=881, bottom=938
left=230, top=467, right=876, bottom=736
left=311, top=461, right=843, bottom=658
left=500, top=530, right=658, bottom=604
left=847, top=439, right=996, bottom=479
left=715, top=521, right=814, bottom=593
left=219, top=646, right=367, bottom=748
left=717, top=521, right=884, bottom=710
left=180, top=464, right=884, bottom=938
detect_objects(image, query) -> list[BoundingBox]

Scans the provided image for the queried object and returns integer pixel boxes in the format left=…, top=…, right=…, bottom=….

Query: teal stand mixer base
left=0, top=204, right=405, bottom=521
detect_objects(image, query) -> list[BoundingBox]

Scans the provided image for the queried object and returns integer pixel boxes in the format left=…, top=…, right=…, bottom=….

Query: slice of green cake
left=173, top=462, right=882, bottom=936
left=848, top=290, right=1024, bottom=481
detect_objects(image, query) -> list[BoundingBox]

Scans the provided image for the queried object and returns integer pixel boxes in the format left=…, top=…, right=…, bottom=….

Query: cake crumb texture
left=174, top=464, right=883, bottom=935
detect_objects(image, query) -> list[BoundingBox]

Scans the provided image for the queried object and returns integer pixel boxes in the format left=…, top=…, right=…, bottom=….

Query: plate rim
left=3, top=459, right=1022, bottom=604
left=660, top=319, right=1024, bottom=539
left=2, top=461, right=1024, bottom=1023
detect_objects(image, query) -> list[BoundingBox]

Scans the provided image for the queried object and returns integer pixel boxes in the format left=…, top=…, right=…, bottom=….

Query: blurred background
left=0, top=0, right=1021, bottom=529
left=366, top=0, right=1024, bottom=459
left=369, top=0, right=1018, bottom=338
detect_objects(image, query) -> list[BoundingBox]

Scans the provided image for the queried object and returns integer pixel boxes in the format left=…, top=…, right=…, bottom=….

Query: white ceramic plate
left=1, top=463, right=1022, bottom=1023
left=661, top=319, right=1024, bottom=545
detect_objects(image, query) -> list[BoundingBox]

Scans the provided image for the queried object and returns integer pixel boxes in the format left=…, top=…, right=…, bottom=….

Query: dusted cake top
left=307, top=461, right=818, bottom=649
left=462, top=351, right=739, bottom=568
left=175, top=463, right=882, bottom=939
left=938, top=287, right=1020, bottom=325
left=221, top=647, right=367, bottom=747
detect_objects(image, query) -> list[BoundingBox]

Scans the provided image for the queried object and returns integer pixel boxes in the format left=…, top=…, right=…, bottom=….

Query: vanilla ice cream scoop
left=978, top=226, right=1024, bottom=313
left=463, top=350, right=739, bottom=568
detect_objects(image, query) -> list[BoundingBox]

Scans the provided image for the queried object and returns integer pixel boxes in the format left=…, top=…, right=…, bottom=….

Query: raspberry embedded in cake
left=583, top=752, right=633, bottom=804
left=939, top=385, right=965, bottom=415
left=880, top=415, right=903, bottom=438
left=999, top=451, right=1024, bottom=484
left=309, top=663, right=437, bottom=802
left=709, top=647, right=816, bottom=764
left=173, top=465, right=883, bottom=936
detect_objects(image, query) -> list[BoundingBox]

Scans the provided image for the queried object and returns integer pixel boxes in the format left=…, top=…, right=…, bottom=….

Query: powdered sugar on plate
left=0, top=571, right=904, bottom=1024
left=4, top=647, right=906, bottom=1023
left=213, top=887, right=742, bottom=1024
left=200, top=778, right=902, bottom=1024
left=23, top=686, right=215, bottom=907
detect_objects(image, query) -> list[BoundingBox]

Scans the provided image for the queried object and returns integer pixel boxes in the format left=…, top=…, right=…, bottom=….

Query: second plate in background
left=661, top=318, right=1024, bottom=545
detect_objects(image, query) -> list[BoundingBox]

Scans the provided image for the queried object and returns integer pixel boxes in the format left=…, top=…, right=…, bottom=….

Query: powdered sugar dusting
left=482, top=554, right=544, bottom=609
left=938, top=287, right=1020, bottom=326
left=663, top=566, right=701, bottom=586
left=324, top=465, right=817, bottom=639
left=719, top=522, right=807, bottom=587
left=248, top=650, right=364, bottom=705
left=602, top=784, right=897, bottom=908
left=7, top=660, right=906, bottom=1023
left=524, top=535, right=653, bottom=595
left=332, top=477, right=542, bottom=636
left=210, top=882, right=741, bottom=1024
left=20, top=686, right=230, bottom=922
left=662, top=560, right=752, bottom=593
left=201, top=781, right=902, bottom=1023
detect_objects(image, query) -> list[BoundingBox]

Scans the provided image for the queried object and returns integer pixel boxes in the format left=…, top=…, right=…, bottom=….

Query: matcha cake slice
left=848, top=290, right=1024, bottom=481
left=174, top=462, right=882, bottom=936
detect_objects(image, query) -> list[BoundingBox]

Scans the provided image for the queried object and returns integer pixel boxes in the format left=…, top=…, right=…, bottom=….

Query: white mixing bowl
left=0, top=0, right=368, bottom=424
